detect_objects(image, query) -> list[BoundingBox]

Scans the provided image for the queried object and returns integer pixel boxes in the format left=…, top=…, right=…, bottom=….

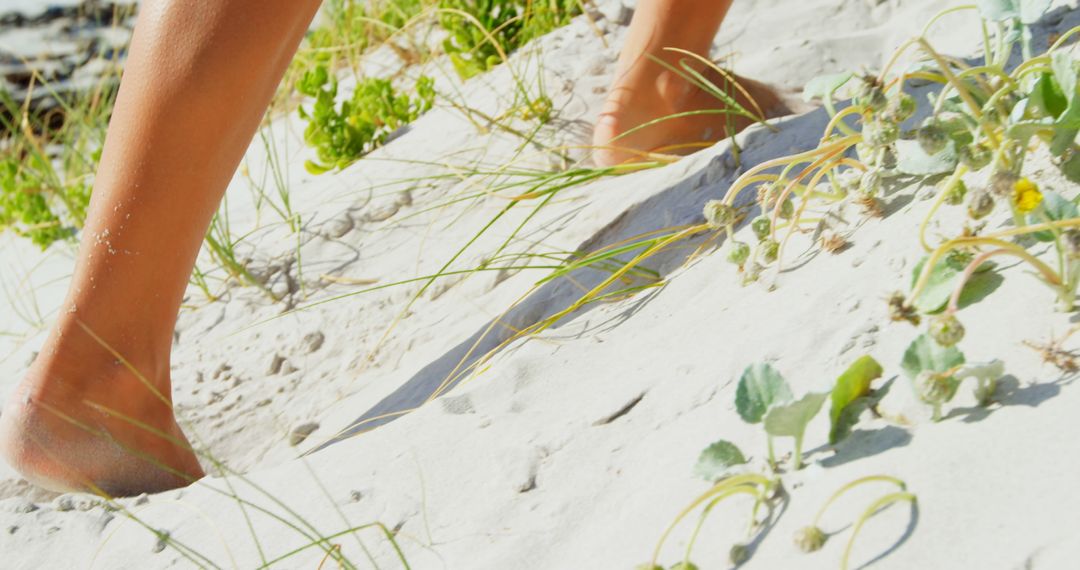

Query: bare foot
left=0, top=357, right=204, bottom=497
left=592, top=64, right=793, bottom=167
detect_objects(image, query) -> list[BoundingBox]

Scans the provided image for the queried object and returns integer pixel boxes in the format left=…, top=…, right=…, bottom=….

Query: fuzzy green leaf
left=803, top=72, right=854, bottom=102
left=909, top=255, right=1001, bottom=313
left=977, top=0, right=1051, bottom=23
left=901, top=333, right=966, bottom=379
left=1062, top=151, right=1080, bottom=184
left=909, top=256, right=959, bottom=313
left=896, top=138, right=958, bottom=175
left=1050, top=52, right=1080, bottom=154
left=956, top=359, right=1006, bottom=405
left=1029, top=190, right=1080, bottom=241
left=693, top=439, right=749, bottom=482
left=828, top=356, right=884, bottom=444
left=763, top=392, right=828, bottom=438
left=1029, top=73, right=1068, bottom=119
left=831, top=380, right=893, bottom=445
left=735, top=363, right=793, bottom=424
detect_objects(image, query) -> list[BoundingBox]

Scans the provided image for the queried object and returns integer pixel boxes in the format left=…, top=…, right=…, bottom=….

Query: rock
left=302, top=331, right=325, bottom=353
left=268, top=354, right=287, bottom=375
left=152, top=529, right=170, bottom=554
left=364, top=201, right=401, bottom=222
left=289, top=422, right=320, bottom=446
left=212, top=363, right=232, bottom=380
left=598, top=1, right=634, bottom=26
left=9, top=498, right=38, bottom=514
left=324, top=214, right=354, bottom=239
left=53, top=495, right=75, bottom=512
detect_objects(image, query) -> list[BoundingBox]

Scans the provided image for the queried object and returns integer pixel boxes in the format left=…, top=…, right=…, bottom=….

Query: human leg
left=592, top=0, right=785, bottom=166
left=0, top=0, right=322, bottom=496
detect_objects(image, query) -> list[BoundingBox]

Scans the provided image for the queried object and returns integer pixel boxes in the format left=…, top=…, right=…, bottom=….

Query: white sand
left=2, top=0, right=1080, bottom=567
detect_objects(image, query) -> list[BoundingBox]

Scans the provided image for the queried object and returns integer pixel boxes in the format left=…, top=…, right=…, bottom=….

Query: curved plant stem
left=812, top=475, right=908, bottom=528
left=908, top=237, right=1063, bottom=305
left=681, top=486, right=763, bottom=567
left=722, top=136, right=861, bottom=206
left=651, top=474, right=772, bottom=566
left=920, top=4, right=978, bottom=38
left=917, top=39, right=986, bottom=125
left=822, top=106, right=862, bottom=139
left=1049, top=24, right=1080, bottom=53
left=840, top=492, right=918, bottom=570
left=775, top=155, right=847, bottom=268
left=878, top=38, right=921, bottom=86
left=946, top=248, right=1011, bottom=313
left=919, top=166, right=968, bottom=252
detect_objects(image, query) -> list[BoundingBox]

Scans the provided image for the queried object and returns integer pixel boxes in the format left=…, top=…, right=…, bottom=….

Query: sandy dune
left=2, top=0, right=1079, bottom=568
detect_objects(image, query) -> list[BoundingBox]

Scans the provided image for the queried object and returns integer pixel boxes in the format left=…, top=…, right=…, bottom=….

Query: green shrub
left=297, top=65, right=436, bottom=173
left=438, top=0, right=581, bottom=79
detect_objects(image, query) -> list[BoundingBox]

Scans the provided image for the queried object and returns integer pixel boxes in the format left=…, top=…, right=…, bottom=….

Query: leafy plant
left=794, top=475, right=916, bottom=570
left=828, top=355, right=884, bottom=444
left=901, top=332, right=1005, bottom=420
left=437, top=0, right=581, bottom=79
left=652, top=356, right=892, bottom=569
left=297, top=66, right=436, bottom=173
left=0, top=72, right=114, bottom=249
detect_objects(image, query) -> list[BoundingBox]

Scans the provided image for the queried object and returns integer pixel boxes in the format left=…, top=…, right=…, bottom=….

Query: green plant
left=722, top=358, right=882, bottom=472
left=649, top=356, right=889, bottom=569
left=298, top=66, right=436, bottom=173
left=901, top=332, right=1006, bottom=420
left=437, top=0, right=581, bottom=79
left=794, top=475, right=916, bottom=570
left=0, top=77, right=114, bottom=249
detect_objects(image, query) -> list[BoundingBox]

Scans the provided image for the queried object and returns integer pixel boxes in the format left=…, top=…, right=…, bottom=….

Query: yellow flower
left=1013, top=177, right=1043, bottom=214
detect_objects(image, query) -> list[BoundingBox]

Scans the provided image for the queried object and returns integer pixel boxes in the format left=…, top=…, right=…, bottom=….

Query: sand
left=1, top=0, right=1079, bottom=567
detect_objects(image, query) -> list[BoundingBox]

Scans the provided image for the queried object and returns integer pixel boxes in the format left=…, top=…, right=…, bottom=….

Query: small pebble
left=268, top=354, right=287, bottom=375
left=324, top=215, right=354, bottom=239
left=152, top=529, right=170, bottom=554
left=289, top=422, right=320, bottom=446
left=302, top=331, right=325, bottom=353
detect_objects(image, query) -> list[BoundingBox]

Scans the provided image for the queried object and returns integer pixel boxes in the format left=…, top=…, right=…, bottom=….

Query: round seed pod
left=760, top=239, right=780, bottom=263
left=669, top=563, right=699, bottom=570
left=703, top=200, right=736, bottom=228
left=944, top=179, right=968, bottom=205
left=741, top=262, right=764, bottom=285
left=634, top=565, right=663, bottom=570
left=864, top=119, right=900, bottom=147
left=929, top=313, right=965, bottom=347
left=885, top=92, right=916, bottom=123
left=728, top=241, right=751, bottom=266
left=729, top=543, right=750, bottom=566
left=958, top=142, right=993, bottom=171
left=967, top=190, right=995, bottom=220
left=914, top=371, right=958, bottom=405
left=794, top=526, right=827, bottom=553
left=854, top=78, right=888, bottom=113
left=989, top=170, right=1019, bottom=198
left=917, top=121, right=948, bottom=155
left=751, top=216, right=771, bottom=241
left=778, top=197, right=795, bottom=220
left=859, top=169, right=882, bottom=195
